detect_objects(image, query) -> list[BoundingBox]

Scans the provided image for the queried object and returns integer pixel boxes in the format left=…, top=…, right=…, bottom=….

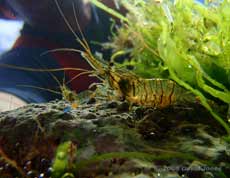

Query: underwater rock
left=0, top=99, right=229, bottom=177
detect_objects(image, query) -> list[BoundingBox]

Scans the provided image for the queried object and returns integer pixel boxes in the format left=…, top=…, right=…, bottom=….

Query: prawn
left=53, top=0, right=194, bottom=109
left=0, top=0, right=193, bottom=109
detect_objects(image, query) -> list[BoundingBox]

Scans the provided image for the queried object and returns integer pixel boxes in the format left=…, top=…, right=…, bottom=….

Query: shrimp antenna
left=0, top=63, right=89, bottom=73
left=40, top=48, right=83, bottom=56
left=27, top=56, right=64, bottom=95
left=54, top=0, right=89, bottom=52
left=66, top=70, right=94, bottom=85
left=54, top=0, right=80, bottom=41
left=72, top=1, right=90, bottom=50
left=71, top=0, right=100, bottom=65
left=54, top=0, right=105, bottom=78
left=41, top=48, right=96, bottom=85
left=17, top=85, right=62, bottom=95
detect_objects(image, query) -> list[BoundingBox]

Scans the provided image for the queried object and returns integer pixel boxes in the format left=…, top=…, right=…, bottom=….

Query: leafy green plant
left=90, top=0, right=230, bottom=136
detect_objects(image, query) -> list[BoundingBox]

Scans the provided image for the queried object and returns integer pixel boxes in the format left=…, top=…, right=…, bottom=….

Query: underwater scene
left=0, top=0, right=229, bottom=177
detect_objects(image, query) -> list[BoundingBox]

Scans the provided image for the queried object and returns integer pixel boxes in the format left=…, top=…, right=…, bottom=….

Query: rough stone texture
left=0, top=98, right=229, bottom=177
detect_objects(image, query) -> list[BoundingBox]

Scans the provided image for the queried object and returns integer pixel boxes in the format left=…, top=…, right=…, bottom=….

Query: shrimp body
left=82, top=50, right=193, bottom=108
left=104, top=69, right=193, bottom=108
left=79, top=40, right=193, bottom=109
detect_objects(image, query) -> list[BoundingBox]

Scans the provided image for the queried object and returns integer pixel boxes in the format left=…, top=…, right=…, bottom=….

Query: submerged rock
left=0, top=99, right=229, bottom=177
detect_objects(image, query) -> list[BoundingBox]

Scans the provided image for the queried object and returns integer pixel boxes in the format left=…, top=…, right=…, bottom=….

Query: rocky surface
left=0, top=97, right=229, bottom=178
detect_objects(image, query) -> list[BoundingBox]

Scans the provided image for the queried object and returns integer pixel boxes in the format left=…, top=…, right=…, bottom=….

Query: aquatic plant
left=91, top=0, right=230, bottom=135
left=51, top=141, right=205, bottom=177
left=52, top=141, right=77, bottom=178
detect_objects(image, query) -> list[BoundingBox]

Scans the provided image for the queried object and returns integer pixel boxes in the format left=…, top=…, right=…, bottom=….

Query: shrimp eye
left=109, top=62, right=114, bottom=67
left=118, top=79, right=130, bottom=94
